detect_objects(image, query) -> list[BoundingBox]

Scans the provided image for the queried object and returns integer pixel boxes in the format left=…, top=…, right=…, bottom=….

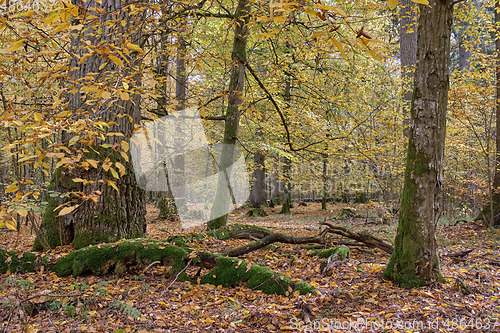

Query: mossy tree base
left=34, top=146, right=146, bottom=251
left=207, top=215, right=228, bottom=230
left=247, top=206, right=268, bottom=217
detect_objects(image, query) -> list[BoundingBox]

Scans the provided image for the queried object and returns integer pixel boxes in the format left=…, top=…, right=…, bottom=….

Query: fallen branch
left=223, top=233, right=324, bottom=257
left=320, top=221, right=393, bottom=254
left=443, top=249, right=473, bottom=258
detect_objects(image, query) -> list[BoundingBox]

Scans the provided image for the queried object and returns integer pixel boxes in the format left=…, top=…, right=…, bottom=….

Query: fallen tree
left=1, top=222, right=396, bottom=296
left=0, top=238, right=315, bottom=296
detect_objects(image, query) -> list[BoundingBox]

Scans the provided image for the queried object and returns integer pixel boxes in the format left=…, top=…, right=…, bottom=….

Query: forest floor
left=1, top=202, right=499, bottom=333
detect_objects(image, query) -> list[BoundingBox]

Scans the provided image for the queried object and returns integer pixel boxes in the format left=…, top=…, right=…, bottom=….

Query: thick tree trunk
left=400, top=0, right=418, bottom=137
left=34, top=0, right=146, bottom=250
left=384, top=0, right=453, bottom=287
left=208, top=0, right=250, bottom=229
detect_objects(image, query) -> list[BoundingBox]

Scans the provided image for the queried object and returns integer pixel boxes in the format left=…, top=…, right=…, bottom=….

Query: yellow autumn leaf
left=388, top=0, right=399, bottom=9
left=109, top=167, right=119, bottom=179
left=5, top=183, right=18, bottom=194
left=121, top=141, right=129, bottom=152
left=87, top=159, right=98, bottom=168
left=120, top=151, right=129, bottom=162
left=273, top=16, right=287, bottom=23
left=412, top=0, right=429, bottom=4
left=68, top=135, right=80, bottom=146
left=1, top=40, right=25, bottom=53
left=6, top=219, right=17, bottom=231
left=101, top=91, right=111, bottom=99
left=107, top=180, right=119, bottom=194
left=119, top=91, right=130, bottom=101
left=54, top=22, right=69, bottom=32
left=108, top=55, right=124, bottom=67
left=332, top=38, right=346, bottom=58
left=126, top=42, right=143, bottom=53
left=16, top=209, right=28, bottom=217
left=34, top=113, right=43, bottom=122
left=115, top=162, right=126, bottom=176
left=58, top=204, right=80, bottom=216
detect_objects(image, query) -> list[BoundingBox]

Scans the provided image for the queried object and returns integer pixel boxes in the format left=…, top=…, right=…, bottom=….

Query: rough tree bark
left=400, top=0, right=418, bottom=137
left=34, top=0, right=146, bottom=250
left=208, top=0, right=250, bottom=229
left=384, top=0, right=453, bottom=287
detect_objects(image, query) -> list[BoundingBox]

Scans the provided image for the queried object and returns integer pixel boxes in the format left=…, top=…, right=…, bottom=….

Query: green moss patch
left=310, top=246, right=350, bottom=259
left=0, top=248, right=45, bottom=274
left=49, top=239, right=188, bottom=278
left=199, top=255, right=315, bottom=296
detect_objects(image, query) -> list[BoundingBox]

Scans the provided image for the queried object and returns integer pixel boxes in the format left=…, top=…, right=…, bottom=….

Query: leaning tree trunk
left=384, top=0, right=453, bottom=287
left=34, top=0, right=146, bottom=250
left=207, top=0, right=250, bottom=230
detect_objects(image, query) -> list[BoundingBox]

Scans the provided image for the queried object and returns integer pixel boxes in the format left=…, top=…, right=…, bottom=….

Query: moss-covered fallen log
left=0, top=238, right=314, bottom=296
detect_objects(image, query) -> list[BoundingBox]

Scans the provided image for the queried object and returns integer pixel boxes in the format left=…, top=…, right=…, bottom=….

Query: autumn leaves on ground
left=1, top=202, right=499, bottom=333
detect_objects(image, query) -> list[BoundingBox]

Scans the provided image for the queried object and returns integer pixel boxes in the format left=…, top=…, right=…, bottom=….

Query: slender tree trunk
left=384, top=0, right=453, bottom=287
left=207, top=0, right=250, bottom=229
left=280, top=157, right=292, bottom=214
left=322, top=153, right=328, bottom=210
left=494, top=0, right=500, bottom=226
left=171, top=35, right=188, bottom=216
left=280, top=51, right=292, bottom=215
left=34, top=0, right=146, bottom=250
left=249, top=122, right=267, bottom=216
left=456, top=2, right=472, bottom=71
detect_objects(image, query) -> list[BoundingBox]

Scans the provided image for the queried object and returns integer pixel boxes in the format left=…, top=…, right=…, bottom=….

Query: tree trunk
left=478, top=0, right=500, bottom=227
left=280, top=157, right=292, bottom=214
left=34, top=0, right=146, bottom=250
left=400, top=0, right=418, bottom=137
left=170, top=35, right=188, bottom=217
left=384, top=0, right=453, bottom=287
left=456, top=2, right=472, bottom=71
left=249, top=121, right=267, bottom=216
left=207, top=0, right=250, bottom=229
left=321, top=153, right=328, bottom=210
left=494, top=0, right=500, bottom=226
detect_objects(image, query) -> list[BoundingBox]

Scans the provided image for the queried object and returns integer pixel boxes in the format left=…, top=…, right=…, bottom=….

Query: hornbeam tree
left=384, top=0, right=454, bottom=287
left=207, top=0, right=250, bottom=229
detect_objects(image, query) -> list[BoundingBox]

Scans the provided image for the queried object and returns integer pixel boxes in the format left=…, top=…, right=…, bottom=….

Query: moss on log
left=309, top=246, right=350, bottom=259
left=1, top=237, right=315, bottom=296
left=199, top=255, right=315, bottom=296
left=49, top=239, right=188, bottom=278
